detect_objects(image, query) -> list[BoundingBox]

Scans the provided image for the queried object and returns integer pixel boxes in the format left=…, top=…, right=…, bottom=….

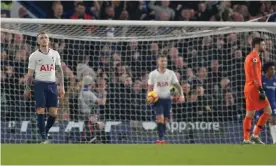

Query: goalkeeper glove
left=258, top=86, right=266, bottom=101
left=170, top=86, right=176, bottom=94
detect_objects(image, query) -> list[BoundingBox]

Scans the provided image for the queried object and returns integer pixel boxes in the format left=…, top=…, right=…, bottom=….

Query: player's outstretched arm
left=24, top=69, right=34, bottom=98
left=55, top=65, right=65, bottom=99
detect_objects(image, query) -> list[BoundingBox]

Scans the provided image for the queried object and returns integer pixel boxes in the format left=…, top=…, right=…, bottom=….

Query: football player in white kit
left=24, top=32, right=65, bottom=144
left=148, top=55, right=184, bottom=144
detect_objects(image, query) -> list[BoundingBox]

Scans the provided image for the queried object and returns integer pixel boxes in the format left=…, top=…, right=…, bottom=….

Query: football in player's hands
left=147, top=91, right=158, bottom=104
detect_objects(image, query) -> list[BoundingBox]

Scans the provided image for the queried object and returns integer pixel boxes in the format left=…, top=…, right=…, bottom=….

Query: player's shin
left=45, top=115, right=56, bottom=135
left=156, top=115, right=164, bottom=141
left=253, top=112, right=270, bottom=136
left=163, top=124, right=167, bottom=135
left=45, top=109, right=57, bottom=136
left=164, top=118, right=169, bottom=136
left=157, top=123, right=164, bottom=140
left=36, top=112, right=46, bottom=140
left=243, top=116, right=253, bottom=141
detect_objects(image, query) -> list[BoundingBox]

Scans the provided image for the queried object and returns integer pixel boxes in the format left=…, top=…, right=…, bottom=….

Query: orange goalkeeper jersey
left=244, top=51, right=262, bottom=92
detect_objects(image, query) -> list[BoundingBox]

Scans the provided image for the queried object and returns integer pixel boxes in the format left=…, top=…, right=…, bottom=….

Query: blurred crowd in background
left=1, top=1, right=276, bottom=21
left=1, top=1, right=276, bottom=127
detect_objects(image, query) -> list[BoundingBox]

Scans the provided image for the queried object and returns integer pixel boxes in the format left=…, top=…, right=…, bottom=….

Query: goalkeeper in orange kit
left=243, top=37, right=272, bottom=144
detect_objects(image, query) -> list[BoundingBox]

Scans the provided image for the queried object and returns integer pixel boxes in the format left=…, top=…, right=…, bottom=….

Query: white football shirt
left=148, top=69, right=179, bottom=99
left=28, top=49, right=61, bottom=82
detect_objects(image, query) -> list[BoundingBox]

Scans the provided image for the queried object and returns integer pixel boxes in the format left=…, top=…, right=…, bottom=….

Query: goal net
left=1, top=19, right=275, bottom=144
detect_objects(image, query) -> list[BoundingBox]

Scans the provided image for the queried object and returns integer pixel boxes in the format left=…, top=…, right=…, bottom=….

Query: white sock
left=269, top=124, right=276, bottom=144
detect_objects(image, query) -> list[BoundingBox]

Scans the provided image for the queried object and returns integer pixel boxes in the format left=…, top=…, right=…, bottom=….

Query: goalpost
left=1, top=18, right=275, bottom=144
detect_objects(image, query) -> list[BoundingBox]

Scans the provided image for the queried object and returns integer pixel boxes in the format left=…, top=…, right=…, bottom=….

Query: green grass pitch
left=1, top=144, right=276, bottom=165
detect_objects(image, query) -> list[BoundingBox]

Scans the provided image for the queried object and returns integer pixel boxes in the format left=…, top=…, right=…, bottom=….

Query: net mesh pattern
left=1, top=21, right=276, bottom=144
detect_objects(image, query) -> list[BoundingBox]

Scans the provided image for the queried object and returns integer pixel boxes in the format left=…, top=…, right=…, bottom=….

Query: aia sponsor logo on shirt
left=157, top=82, right=168, bottom=87
left=40, top=64, right=54, bottom=71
